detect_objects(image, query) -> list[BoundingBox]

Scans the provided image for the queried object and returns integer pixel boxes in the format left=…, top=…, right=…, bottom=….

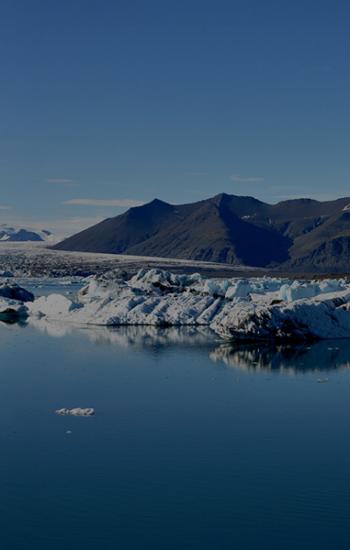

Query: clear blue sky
left=1, top=0, right=350, bottom=236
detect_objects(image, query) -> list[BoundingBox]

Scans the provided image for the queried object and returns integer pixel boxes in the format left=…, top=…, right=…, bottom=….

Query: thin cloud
left=63, top=198, right=144, bottom=207
left=231, top=175, right=264, bottom=183
left=47, top=178, right=77, bottom=186
left=0, top=205, right=11, bottom=210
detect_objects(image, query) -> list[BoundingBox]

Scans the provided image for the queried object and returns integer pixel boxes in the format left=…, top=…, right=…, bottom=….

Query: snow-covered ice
left=24, top=268, right=350, bottom=341
left=30, top=293, right=81, bottom=319
left=56, top=408, right=95, bottom=417
left=0, top=242, right=261, bottom=278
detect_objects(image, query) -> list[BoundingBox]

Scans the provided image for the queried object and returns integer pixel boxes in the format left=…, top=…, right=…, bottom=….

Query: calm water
left=2, top=316, right=350, bottom=549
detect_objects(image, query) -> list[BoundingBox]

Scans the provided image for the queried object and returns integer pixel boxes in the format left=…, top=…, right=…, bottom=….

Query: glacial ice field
left=1, top=268, right=350, bottom=341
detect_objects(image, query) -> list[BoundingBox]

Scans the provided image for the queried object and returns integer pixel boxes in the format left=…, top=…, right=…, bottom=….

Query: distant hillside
left=53, top=194, right=350, bottom=272
left=0, top=225, right=52, bottom=243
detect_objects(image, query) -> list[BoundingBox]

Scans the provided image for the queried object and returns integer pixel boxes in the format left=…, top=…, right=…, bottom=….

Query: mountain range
left=53, top=193, right=350, bottom=272
left=0, top=225, right=52, bottom=243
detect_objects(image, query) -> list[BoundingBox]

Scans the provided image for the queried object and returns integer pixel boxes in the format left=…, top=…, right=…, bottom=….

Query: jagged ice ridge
left=20, top=268, right=350, bottom=341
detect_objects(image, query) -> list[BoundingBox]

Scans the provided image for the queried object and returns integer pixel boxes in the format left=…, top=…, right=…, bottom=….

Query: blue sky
left=1, top=0, right=350, bottom=236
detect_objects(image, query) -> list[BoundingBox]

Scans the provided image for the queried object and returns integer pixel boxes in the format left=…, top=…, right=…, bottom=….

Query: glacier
left=22, top=268, right=350, bottom=341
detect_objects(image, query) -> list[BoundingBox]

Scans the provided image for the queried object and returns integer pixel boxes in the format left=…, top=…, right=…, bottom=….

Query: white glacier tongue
left=27, top=268, right=350, bottom=341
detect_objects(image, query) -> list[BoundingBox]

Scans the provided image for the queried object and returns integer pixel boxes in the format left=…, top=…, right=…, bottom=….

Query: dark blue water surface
left=1, top=319, right=350, bottom=549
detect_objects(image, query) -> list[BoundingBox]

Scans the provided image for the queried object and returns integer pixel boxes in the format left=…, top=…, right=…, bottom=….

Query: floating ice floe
left=26, top=268, right=350, bottom=341
left=55, top=408, right=95, bottom=417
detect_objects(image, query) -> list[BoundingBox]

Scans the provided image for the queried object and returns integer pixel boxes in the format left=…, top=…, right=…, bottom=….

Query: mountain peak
left=211, top=192, right=232, bottom=206
left=149, top=198, right=169, bottom=206
left=145, top=198, right=172, bottom=209
left=0, top=225, right=53, bottom=243
left=53, top=192, right=350, bottom=272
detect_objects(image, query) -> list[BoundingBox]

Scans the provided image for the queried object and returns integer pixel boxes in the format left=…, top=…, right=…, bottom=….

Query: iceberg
left=55, top=408, right=95, bottom=417
left=30, top=293, right=80, bottom=319
left=0, top=298, right=29, bottom=322
left=0, top=281, right=34, bottom=302
left=26, top=268, right=350, bottom=341
left=0, top=281, right=33, bottom=322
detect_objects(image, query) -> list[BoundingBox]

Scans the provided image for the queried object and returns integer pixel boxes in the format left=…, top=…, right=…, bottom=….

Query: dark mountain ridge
left=53, top=193, right=350, bottom=272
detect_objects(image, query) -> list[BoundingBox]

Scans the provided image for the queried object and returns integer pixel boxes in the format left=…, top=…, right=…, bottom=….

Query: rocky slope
left=53, top=194, right=350, bottom=272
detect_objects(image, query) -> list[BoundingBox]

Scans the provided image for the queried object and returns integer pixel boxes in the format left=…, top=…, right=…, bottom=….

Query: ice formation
left=0, top=280, right=33, bottom=321
left=0, top=298, right=29, bottom=322
left=0, top=281, right=34, bottom=302
left=56, top=408, right=95, bottom=417
left=25, top=268, right=350, bottom=341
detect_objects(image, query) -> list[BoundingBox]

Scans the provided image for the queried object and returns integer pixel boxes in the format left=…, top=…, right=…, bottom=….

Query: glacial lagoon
left=2, top=310, right=350, bottom=549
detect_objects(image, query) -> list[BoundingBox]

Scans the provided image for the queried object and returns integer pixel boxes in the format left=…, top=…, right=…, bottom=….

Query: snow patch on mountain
left=0, top=225, right=53, bottom=242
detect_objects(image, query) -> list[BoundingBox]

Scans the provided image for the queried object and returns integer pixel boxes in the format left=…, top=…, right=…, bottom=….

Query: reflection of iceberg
left=28, top=316, right=350, bottom=375
left=29, top=316, right=73, bottom=338
left=85, top=325, right=216, bottom=349
left=210, top=341, right=350, bottom=374
left=0, top=319, right=27, bottom=331
left=29, top=317, right=217, bottom=349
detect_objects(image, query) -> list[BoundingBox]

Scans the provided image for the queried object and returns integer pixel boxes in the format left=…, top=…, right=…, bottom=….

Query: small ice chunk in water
left=56, top=407, right=95, bottom=416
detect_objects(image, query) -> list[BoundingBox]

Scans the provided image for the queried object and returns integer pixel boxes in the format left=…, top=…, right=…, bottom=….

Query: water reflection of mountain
left=210, top=342, right=350, bottom=374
